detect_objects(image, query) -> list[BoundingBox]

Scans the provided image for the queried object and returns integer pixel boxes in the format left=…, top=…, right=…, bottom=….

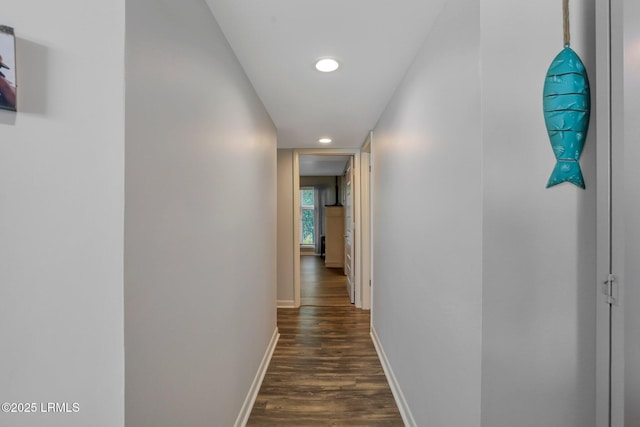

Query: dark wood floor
left=301, top=255, right=352, bottom=307
left=247, top=256, right=403, bottom=426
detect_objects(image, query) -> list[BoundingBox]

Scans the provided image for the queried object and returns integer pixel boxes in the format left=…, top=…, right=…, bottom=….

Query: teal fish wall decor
left=543, top=46, right=590, bottom=188
left=543, top=0, right=590, bottom=189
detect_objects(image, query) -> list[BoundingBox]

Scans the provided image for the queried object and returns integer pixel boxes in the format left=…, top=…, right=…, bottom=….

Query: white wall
left=124, top=1, right=277, bottom=426
left=0, top=2, right=125, bottom=426
left=277, top=149, right=295, bottom=306
left=373, top=0, right=597, bottom=425
left=371, top=0, right=483, bottom=424
left=480, top=0, right=597, bottom=425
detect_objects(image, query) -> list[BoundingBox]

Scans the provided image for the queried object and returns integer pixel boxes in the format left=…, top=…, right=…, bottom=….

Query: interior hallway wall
left=124, top=1, right=277, bottom=426
left=371, top=0, right=483, bottom=424
left=372, top=0, right=597, bottom=425
left=0, top=1, right=125, bottom=426
left=277, top=149, right=295, bottom=306
left=480, top=0, right=596, bottom=425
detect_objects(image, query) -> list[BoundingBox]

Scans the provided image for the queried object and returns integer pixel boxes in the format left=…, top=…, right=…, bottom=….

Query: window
left=300, top=188, right=315, bottom=245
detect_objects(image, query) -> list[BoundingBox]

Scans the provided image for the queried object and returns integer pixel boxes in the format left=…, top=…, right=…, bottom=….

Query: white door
left=344, top=157, right=355, bottom=303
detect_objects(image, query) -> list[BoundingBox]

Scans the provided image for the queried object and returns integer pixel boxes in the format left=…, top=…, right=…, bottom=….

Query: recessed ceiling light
left=314, top=58, right=339, bottom=73
left=318, top=137, right=332, bottom=144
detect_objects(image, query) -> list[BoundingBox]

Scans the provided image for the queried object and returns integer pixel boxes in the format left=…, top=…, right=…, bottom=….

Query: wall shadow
left=0, top=108, right=16, bottom=125
left=14, top=37, right=49, bottom=116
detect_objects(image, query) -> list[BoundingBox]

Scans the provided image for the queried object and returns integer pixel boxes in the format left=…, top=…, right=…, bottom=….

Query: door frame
left=293, top=148, right=362, bottom=308
left=595, top=0, right=612, bottom=424
left=595, top=0, right=624, bottom=425
left=360, top=132, right=372, bottom=311
left=343, top=157, right=355, bottom=303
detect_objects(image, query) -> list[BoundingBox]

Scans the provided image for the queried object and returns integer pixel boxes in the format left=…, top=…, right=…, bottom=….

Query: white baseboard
left=234, top=327, right=280, bottom=427
left=370, top=326, right=416, bottom=427
left=277, top=299, right=296, bottom=308
left=325, top=262, right=343, bottom=268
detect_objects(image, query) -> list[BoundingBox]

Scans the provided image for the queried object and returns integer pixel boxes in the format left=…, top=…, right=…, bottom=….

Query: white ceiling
left=299, top=155, right=351, bottom=176
left=205, top=0, right=447, bottom=149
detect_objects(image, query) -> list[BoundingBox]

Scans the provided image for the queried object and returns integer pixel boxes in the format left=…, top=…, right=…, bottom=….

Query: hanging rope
left=563, top=0, right=570, bottom=47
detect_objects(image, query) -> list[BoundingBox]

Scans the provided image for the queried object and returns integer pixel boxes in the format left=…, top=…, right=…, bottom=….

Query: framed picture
left=0, top=25, right=16, bottom=112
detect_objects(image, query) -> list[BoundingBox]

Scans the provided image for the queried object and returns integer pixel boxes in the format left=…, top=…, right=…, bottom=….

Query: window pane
left=301, top=189, right=314, bottom=207
left=302, top=209, right=315, bottom=244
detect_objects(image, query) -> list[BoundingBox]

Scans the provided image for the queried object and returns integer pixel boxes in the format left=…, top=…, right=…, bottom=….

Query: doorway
left=292, top=149, right=370, bottom=309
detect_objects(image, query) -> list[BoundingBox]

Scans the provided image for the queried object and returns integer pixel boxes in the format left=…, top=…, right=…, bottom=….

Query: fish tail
left=546, top=159, right=585, bottom=189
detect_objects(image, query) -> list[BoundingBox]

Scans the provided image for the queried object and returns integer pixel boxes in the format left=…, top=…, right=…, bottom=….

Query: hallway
left=247, top=256, right=403, bottom=426
left=8, top=0, right=640, bottom=425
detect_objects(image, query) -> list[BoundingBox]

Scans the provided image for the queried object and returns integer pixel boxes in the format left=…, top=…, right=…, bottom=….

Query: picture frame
left=0, top=25, right=17, bottom=112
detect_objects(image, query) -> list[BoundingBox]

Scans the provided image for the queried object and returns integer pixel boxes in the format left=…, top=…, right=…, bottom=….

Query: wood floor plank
left=247, top=257, right=403, bottom=426
left=300, top=256, right=353, bottom=307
